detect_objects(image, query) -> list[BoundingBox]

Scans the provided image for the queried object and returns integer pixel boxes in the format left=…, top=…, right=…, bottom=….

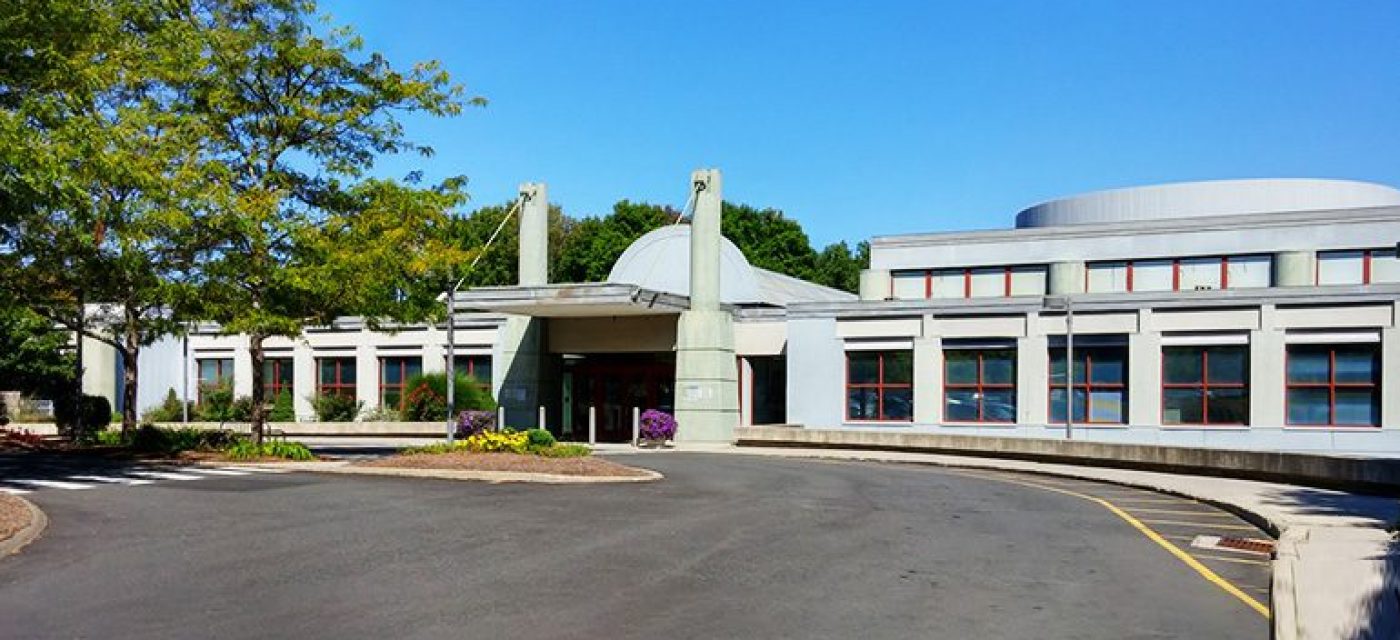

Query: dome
left=607, top=225, right=765, bottom=304
left=1014, top=178, right=1400, bottom=229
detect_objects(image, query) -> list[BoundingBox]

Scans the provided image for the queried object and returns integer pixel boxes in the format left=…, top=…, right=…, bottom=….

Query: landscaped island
left=359, top=427, right=652, bottom=478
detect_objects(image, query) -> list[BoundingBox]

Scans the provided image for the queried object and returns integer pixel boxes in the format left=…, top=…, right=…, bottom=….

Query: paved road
left=0, top=454, right=1269, bottom=639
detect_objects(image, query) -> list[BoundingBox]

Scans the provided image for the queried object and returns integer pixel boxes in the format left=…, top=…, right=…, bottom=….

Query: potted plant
left=638, top=409, right=676, bottom=448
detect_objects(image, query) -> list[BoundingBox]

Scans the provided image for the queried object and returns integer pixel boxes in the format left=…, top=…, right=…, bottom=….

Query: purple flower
left=639, top=409, right=677, bottom=441
left=455, top=410, right=496, bottom=436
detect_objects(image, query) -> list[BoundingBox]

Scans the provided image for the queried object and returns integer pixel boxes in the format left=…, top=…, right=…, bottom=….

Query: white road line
left=10, top=479, right=94, bottom=490
left=217, top=466, right=290, bottom=474
left=67, top=475, right=156, bottom=486
left=0, top=486, right=32, bottom=495
left=185, top=468, right=250, bottom=476
left=126, top=470, right=206, bottom=481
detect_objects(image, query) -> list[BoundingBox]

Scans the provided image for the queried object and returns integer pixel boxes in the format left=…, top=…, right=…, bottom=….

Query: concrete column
left=675, top=168, right=740, bottom=442
left=1250, top=304, right=1285, bottom=427
left=81, top=337, right=118, bottom=406
left=422, top=325, right=446, bottom=374
left=355, top=343, right=377, bottom=414
left=1274, top=251, right=1314, bottom=288
left=914, top=329, right=941, bottom=425
left=1048, top=261, right=1085, bottom=295
left=859, top=269, right=891, bottom=301
left=1383, top=302, right=1400, bottom=429
left=292, top=342, right=315, bottom=421
left=785, top=317, right=843, bottom=428
left=1020, top=311, right=1048, bottom=425
left=1127, top=309, right=1160, bottom=426
left=518, top=182, right=548, bottom=287
left=232, top=339, right=254, bottom=398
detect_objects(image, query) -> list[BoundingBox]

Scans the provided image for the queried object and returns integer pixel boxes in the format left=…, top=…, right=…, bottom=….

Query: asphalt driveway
left=0, top=453, right=1268, bottom=639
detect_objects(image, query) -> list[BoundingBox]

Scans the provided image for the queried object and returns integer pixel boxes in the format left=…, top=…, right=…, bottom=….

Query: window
left=263, top=358, right=293, bottom=399
left=451, top=354, right=492, bottom=389
left=943, top=347, right=1016, bottom=423
left=887, top=266, right=1048, bottom=300
left=1317, top=248, right=1400, bottom=286
left=1086, top=256, right=1272, bottom=293
left=1049, top=345, right=1127, bottom=424
left=846, top=351, right=913, bottom=421
left=1286, top=344, right=1379, bottom=427
left=1162, top=346, right=1248, bottom=425
left=317, top=357, right=356, bottom=399
left=379, top=356, right=423, bottom=410
left=197, top=358, right=234, bottom=403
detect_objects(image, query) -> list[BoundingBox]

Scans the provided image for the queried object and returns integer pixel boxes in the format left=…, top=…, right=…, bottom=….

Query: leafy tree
left=440, top=201, right=570, bottom=288
left=811, top=240, right=869, bottom=294
left=555, top=200, right=675, bottom=283
left=0, top=305, right=74, bottom=397
left=181, top=0, right=477, bottom=443
left=721, top=203, right=818, bottom=280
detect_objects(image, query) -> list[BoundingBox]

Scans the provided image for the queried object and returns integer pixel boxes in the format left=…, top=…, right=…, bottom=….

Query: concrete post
left=588, top=405, right=596, bottom=445
left=1048, top=261, right=1086, bottom=295
left=632, top=406, right=640, bottom=446
left=538, top=405, right=546, bottom=431
left=497, top=405, right=505, bottom=432
left=518, top=182, right=548, bottom=287
left=1275, top=251, right=1314, bottom=288
left=859, top=269, right=891, bottom=301
left=674, top=168, right=740, bottom=443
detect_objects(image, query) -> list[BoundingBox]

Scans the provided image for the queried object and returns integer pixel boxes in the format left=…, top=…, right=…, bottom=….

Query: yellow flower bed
left=466, top=429, right=528, bottom=454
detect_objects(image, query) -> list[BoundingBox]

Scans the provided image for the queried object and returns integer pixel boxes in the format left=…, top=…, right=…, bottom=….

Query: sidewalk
left=716, top=445, right=1398, bottom=640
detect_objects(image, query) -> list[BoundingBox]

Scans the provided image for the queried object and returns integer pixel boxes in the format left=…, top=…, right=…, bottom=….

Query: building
left=84, top=174, right=1400, bottom=454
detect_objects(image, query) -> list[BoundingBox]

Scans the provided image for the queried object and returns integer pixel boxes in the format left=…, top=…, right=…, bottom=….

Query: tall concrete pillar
left=1251, top=304, right=1286, bottom=427
left=1048, top=261, right=1086, bottom=295
left=1127, top=309, right=1160, bottom=426
left=1275, top=251, right=1314, bottom=288
left=859, top=269, right=891, bottom=301
left=496, top=182, right=550, bottom=429
left=675, top=168, right=740, bottom=443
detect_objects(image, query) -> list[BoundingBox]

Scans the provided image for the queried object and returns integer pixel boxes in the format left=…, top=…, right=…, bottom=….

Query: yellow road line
left=1137, top=518, right=1260, bottom=531
left=950, top=470, right=1271, bottom=619
left=1194, top=553, right=1272, bottom=567
left=1096, top=496, right=1192, bottom=503
left=1122, top=508, right=1238, bottom=518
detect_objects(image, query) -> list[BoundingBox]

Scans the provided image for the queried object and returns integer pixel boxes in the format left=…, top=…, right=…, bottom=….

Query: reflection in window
left=846, top=351, right=913, bottom=422
left=1049, top=345, right=1128, bottom=424
left=943, top=347, right=1016, bottom=423
left=1161, top=345, right=1248, bottom=425
left=1286, top=344, right=1379, bottom=426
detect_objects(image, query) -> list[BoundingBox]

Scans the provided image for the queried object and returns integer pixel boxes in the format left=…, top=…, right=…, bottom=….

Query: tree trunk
left=120, top=315, right=140, bottom=438
left=249, top=332, right=266, bottom=445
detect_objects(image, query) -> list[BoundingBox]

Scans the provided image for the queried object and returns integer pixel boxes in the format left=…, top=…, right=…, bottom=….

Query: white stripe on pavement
left=10, top=479, right=94, bottom=490
left=68, top=475, right=155, bottom=486
left=0, top=486, right=32, bottom=495
left=126, top=470, right=206, bottom=481
left=217, top=466, right=290, bottom=474
left=185, top=468, right=251, bottom=476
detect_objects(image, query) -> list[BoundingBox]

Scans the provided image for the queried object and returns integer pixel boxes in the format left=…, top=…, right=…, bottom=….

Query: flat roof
left=452, top=283, right=696, bottom=318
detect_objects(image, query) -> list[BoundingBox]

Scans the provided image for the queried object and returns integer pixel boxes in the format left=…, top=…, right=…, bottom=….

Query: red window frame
left=379, top=356, right=422, bottom=411
left=262, top=358, right=293, bottom=398
left=889, top=266, right=1045, bottom=299
left=196, top=358, right=233, bottom=404
left=1084, top=255, right=1272, bottom=292
left=1048, top=347, right=1128, bottom=424
left=1160, top=346, right=1248, bottom=426
left=1314, top=248, right=1395, bottom=285
left=316, top=357, right=356, bottom=399
left=942, top=349, right=1016, bottom=424
left=1285, top=345, right=1380, bottom=427
left=845, top=351, right=913, bottom=422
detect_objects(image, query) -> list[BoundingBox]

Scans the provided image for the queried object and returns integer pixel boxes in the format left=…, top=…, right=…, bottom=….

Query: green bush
left=525, top=428, right=556, bottom=451
left=537, top=443, right=592, bottom=458
left=128, top=425, right=244, bottom=454
left=144, top=389, right=194, bottom=423
left=312, top=394, right=362, bottom=422
left=225, top=440, right=314, bottom=461
left=95, top=429, right=124, bottom=446
left=196, top=384, right=234, bottom=421
left=267, top=390, right=296, bottom=422
left=54, top=394, right=111, bottom=440
left=401, top=373, right=495, bottom=422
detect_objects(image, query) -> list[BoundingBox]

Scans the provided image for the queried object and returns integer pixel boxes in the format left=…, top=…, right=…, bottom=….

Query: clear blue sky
left=322, top=0, right=1400, bottom=247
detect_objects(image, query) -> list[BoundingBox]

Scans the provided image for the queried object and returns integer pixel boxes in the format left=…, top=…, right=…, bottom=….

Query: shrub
left=225, top=440, right=314, bottom=461
left=54, top=394, right=111, bottom=440
left=455, top=410, right=495, bottom=437
left=95, top=429, right=124, bottom=446
left=401, top=373, right=496, bottom=422
left=525, top=428, right=556, bottom=451
left=312, top=394, right=363, bottom=422
left=144, top=389, right=195, bottom=423
left=128, top=425, right=245, bottom=454
left=639, top=409, right=677, bottom=441
left=537, top=443, right=591, bottom=458
left=360, top=406, right=402, bottom=422
left=267, top=390, right=296, bottom=422
left=196, top=384, right=244, bottom=422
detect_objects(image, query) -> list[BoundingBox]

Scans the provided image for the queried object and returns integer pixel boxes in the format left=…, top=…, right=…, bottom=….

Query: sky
left=320, top=0, right=1400, bottom=247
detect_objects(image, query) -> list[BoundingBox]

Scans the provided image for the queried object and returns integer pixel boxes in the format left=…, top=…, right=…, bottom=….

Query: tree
left=0, top=305, right=75, bottom=398
left=182, top=0, right=477, bottom=443
left=811, top=240, right=869, bottom=294
left=440, top=201, right=570, bottom=288
left=554, top=200, right=675, bottom=283
left=720, top=203, right=818, bottom=281
left=0, top=0, right=207, bottom=436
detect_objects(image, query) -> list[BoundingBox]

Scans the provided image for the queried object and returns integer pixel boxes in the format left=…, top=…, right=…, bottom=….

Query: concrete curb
left=204, top=460, right=664, bottom=484
left=720, top=445, right=1396, bottom=640
left=0, top=496, right=48, bottom=559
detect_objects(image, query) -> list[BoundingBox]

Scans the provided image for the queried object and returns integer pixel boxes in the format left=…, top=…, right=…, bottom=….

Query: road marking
left=1122, top=507, right=1237, bottom=518
left=127, top=470, right=206, bottom=481
left=1194, top=553, right=1273, bottom=567
left=186, top=469, right=251, bottom=476
left=1136, top=518, right=1260, bottom=531
left=10, top=479, right=94, bottom=490
left=1094, top=497, right=1186, bottom=504
left=217, top=466, right=289, bottom=474
left=950, top=470, right=1272, bottom=619
left=67, top=475, right=155, bottom=486
left=0, top=486, right=32, bottom=495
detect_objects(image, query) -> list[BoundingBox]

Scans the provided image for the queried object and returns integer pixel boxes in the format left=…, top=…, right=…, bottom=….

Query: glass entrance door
left=563, top=355, right=675, bottom=442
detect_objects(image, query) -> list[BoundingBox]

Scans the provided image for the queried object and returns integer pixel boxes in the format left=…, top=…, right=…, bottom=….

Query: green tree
left=554, top=200, right=674, bottom=282
left=182, top=0, right=478, bottom=443
left=0, top=305, right=75, bottom=398
left=440, top=201, right=570, bottom=288
left=720, top=202, right=819, bottom=281
left=811, top=240, right=869, bottom=294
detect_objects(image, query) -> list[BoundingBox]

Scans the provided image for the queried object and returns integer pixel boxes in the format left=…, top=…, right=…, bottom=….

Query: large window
left=380, top=356, right=423, bottom=410
left=451, top=354, right=492, bottom=389
left=1085, top=255, right=1272, bottom=293
left=317, top=357, right=356, bottom=399
left=943, top=347, right=1016, bottom=423
left=890, top=266, right=1047, bottom=300
left=197, top=357, right=234, bottom=403
left=1162, top=346, right=1248, bottom=425
left=1049, top=344, right=1127, bottom=424
left=1286, top=344, right=1380, bottom=427
left=846, top=351, right=913, bottom=421
left=1316, top=248, right=1400, bottom=286
left=263, top=358, right=293, bottom=399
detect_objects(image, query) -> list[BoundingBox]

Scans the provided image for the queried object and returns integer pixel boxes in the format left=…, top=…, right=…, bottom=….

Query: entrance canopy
left=453, top=283, right=696, bottom=318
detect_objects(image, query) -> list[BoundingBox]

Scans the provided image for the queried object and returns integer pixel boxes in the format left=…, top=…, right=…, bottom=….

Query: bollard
left=588, top=405, right=596, bottom=445
left=497, top=406, right=505, bottom=432
left=632, top=407, right=640, bottom=447
left=538, top=405, right=546, bottom=431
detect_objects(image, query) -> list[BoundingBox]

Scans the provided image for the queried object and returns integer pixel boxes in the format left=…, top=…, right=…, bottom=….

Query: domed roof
left=1014, top=178, right=1400, bottom=229
left=607, top=225, right=765, bottom=304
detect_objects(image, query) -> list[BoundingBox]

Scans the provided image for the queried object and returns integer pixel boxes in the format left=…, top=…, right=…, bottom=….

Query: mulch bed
left=360, top=452, right=653, bottom=477
left=0, top=493, right=32, bottom=544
